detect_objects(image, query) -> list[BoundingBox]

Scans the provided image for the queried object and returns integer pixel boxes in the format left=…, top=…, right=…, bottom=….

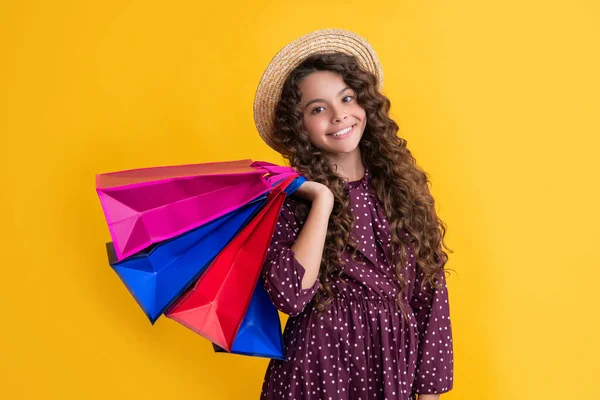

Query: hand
left=293, top=181, right=334, bottom=209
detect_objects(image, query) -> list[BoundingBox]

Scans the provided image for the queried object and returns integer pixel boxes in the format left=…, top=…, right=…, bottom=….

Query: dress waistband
left=333, top=290, right=406, bottom=307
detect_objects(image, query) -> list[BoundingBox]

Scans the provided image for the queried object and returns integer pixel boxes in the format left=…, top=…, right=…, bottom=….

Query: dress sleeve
left=409, top=261, right=454, bottom=395
left=260, top=197, right=320, bottom=317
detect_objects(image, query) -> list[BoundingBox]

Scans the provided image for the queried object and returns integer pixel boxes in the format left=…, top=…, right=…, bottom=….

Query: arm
left=291, top=196, right=332, bottom=290
left=410, top=261, right=454, bottom=396
left=261, top=190, right=333, bottom=316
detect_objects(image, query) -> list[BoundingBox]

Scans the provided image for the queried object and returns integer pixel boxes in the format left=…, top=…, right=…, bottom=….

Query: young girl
left=254, top=29, right=454, bottom=400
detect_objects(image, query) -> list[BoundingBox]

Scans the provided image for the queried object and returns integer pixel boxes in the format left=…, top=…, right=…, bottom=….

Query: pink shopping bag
left=96, top=159, right=294, bottom=261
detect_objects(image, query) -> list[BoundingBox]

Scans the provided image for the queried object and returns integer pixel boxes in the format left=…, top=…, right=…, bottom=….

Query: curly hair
left=271, top=52, right=454, bottom=321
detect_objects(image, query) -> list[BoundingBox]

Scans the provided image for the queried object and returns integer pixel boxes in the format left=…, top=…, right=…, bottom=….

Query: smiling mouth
left=327, top=124, right=356, bottom=137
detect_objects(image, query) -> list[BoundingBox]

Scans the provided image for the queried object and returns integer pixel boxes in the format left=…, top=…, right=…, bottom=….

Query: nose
left=331, top=105, right=348, bottom=123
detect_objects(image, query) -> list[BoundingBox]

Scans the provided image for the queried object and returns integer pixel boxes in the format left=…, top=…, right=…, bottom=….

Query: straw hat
left=253, top=28, right=384, bottom=151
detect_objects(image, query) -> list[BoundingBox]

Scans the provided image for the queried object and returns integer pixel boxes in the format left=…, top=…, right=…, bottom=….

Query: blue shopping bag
left=212, top=281, right=285, bottom=360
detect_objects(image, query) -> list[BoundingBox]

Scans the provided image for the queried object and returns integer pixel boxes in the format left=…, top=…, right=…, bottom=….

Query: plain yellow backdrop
left=1, top=1, right=599, bottom=399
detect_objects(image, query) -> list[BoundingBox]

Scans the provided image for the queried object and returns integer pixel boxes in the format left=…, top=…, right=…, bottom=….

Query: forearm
left=291, top=198, right=331, bottom=290
left=418, top=394, right=440, bottom=400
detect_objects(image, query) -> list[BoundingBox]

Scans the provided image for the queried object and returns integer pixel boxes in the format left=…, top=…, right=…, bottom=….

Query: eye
left=310, top=96, right=353, bottom=115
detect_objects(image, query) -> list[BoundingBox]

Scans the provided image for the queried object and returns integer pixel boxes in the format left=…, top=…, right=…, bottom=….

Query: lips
left=327, top=124, right=356, bottom=140
left=327, top=124, right=356, bottom=139
left=327, top=124, right=356, bottom=136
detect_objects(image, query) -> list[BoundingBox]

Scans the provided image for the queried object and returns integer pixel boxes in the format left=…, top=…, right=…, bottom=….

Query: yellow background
left=1, top=1, right=598, bottom=399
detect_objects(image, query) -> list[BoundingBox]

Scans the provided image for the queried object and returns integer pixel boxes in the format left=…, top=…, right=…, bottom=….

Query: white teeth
left=331, top=126, right=353, bottom=137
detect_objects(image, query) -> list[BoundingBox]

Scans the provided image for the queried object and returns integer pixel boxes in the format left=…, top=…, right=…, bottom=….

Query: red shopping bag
left=164, top=175, right=297, bottom=351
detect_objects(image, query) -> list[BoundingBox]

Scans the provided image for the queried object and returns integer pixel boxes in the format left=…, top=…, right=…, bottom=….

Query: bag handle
left=267, top=174, right=298, bottom=200
left=252, top=161, right=302, bottom=188
left=251, top=161, right=296, bottom=175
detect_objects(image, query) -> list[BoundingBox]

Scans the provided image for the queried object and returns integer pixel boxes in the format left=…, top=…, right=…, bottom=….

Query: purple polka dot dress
left=260, top=168, right=454, bottom=399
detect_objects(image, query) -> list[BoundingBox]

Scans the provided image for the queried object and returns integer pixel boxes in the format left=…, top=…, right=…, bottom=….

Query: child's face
left=298, top=71, right=367, bottom=157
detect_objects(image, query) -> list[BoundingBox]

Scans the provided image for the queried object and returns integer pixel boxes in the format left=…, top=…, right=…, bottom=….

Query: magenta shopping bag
left=96, top=159, right=294, bottom=261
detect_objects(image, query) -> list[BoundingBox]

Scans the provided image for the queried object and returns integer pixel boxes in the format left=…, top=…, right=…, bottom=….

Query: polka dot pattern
left=260, top=169, right=454, bottom=399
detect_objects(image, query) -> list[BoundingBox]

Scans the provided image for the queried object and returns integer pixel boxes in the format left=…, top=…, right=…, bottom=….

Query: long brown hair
left=271, top=52, right=453, bottom=319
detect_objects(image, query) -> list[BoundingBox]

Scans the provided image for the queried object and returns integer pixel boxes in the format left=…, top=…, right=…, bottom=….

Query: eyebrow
left=303, top=87, right=352, bottom=111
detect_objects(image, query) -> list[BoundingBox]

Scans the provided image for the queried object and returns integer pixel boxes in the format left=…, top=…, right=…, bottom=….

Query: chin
left=326, top=141, right=361, bottom=155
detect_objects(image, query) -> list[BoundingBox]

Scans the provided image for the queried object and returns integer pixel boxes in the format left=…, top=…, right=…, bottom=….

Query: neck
left=325, top=149, right=365, bottom=182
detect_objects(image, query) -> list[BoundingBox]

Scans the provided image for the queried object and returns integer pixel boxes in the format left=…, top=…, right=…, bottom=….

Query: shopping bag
left=106, top=196, right=264, bottom=324
left=213, top=173, right=303, bottom=359
left=97, top=159, right=295, bottom=261
left=212, top=282, right=285, bottom=360
left=105, top=174, right=306, bottom=324
left=164, top=175, right=296, bottom=352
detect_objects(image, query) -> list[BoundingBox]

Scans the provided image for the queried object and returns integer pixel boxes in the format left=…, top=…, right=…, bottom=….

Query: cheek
left=356, top=106, right=367, bottom=121
left=303, top=118, right=327, bottom=138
